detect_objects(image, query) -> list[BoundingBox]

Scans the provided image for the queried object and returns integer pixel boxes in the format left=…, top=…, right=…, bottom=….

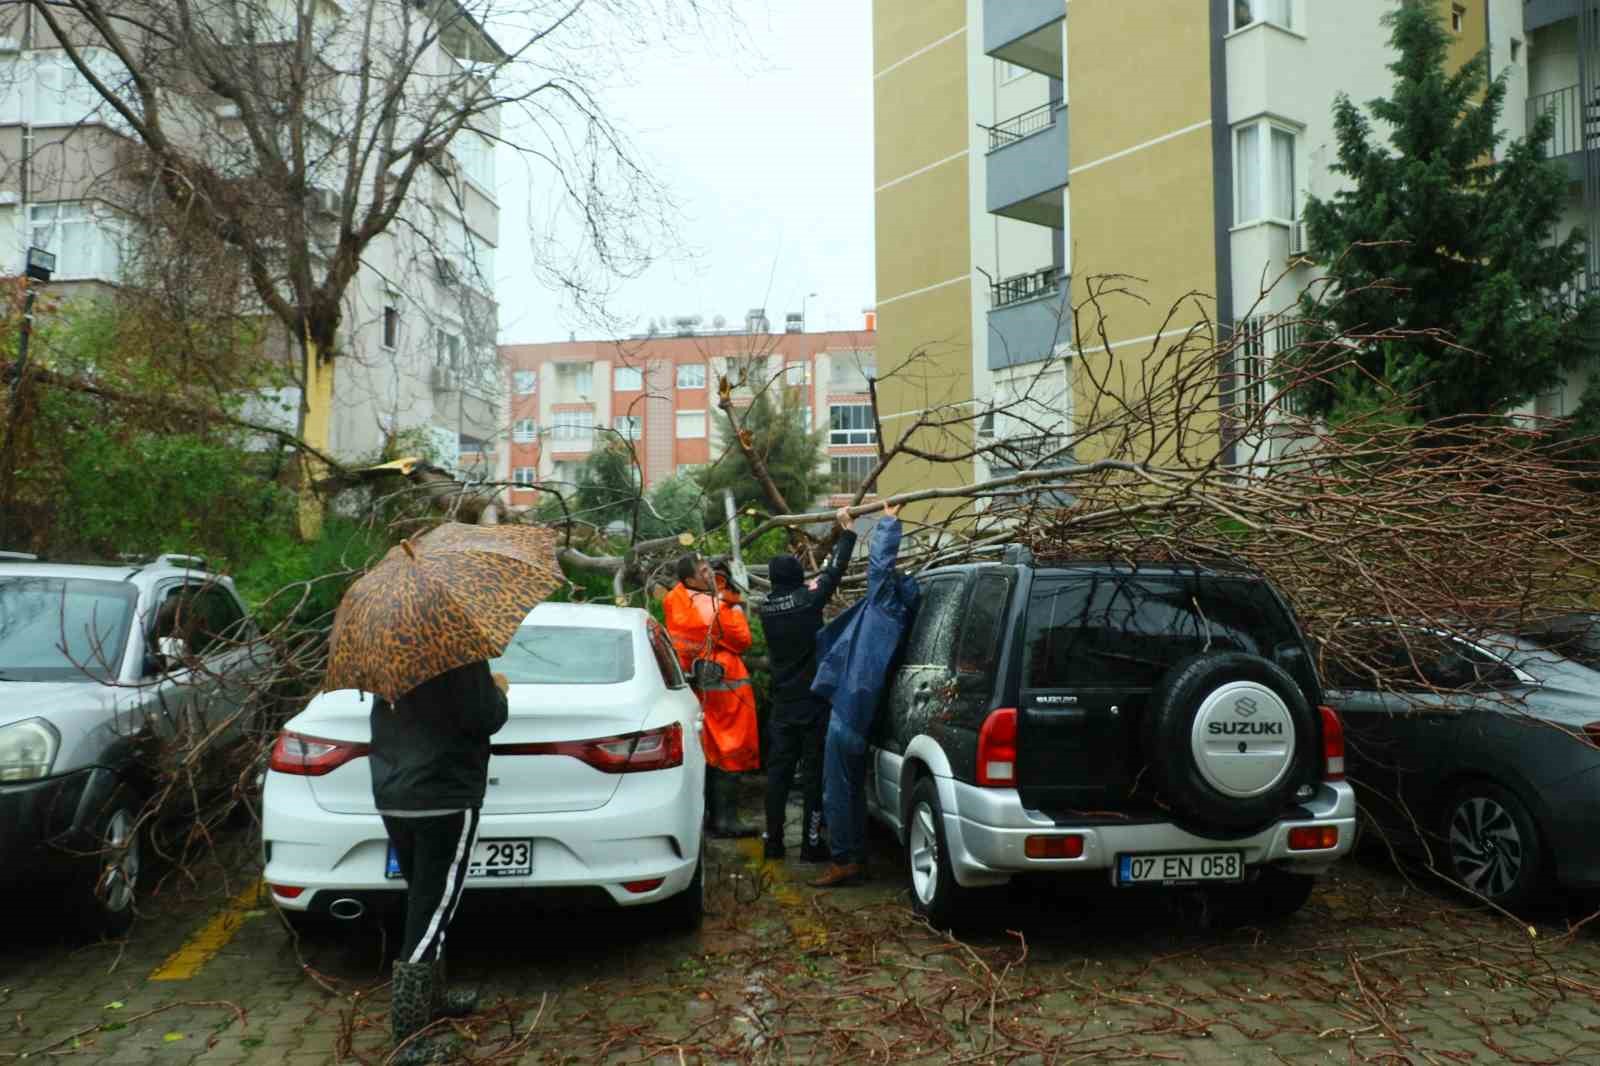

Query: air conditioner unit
left=1289, top=220, right=1310, bottom=258
left=430, top=365, right=458, bottom=391
left=309, top=186, right=341, bottom=218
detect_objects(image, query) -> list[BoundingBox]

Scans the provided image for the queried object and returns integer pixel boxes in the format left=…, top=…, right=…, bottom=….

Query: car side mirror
left=145, top=636, right=190, bottom=676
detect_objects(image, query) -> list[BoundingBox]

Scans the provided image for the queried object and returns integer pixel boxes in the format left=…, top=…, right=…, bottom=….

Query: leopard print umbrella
left=322, top=521, right=563, bottom=702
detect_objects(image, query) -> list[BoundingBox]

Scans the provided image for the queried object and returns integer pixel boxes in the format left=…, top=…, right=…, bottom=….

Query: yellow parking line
left=148, top=880, right=263, bottom=981
left=733, top=839, right=828, bottom=949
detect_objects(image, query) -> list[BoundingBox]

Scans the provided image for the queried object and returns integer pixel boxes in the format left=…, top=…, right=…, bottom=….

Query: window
left=676, top=363, right=707, bottom=390
left=1234, top=120, right=1296, bottom=224
left=512, top=418, right=538, bottom=444
left=956, top=574, right=1011, bottom=676
left=785, top=362, right=808, bottom=386
left=512, top=467, right=537, bottom=487
left=0, top=577, right=136, bottom=682
left=553, top=361, right=593, bottom=398
left=1000, top=61, right=1029, bottom=83
left=513, top=370, right=537, bottom=395
left=550, top=410, right=594, bottom=443
left=803, top=406, right=813, bottom=434
left=902, top=577, right=966, bottom=668
left=1510, top=38, right=1523, bottom=64
left=1022, top=575, right=1298, bottom=690
left=1451, top=4, right=1465, bottom=33
left=435, top=329, right=462, bottom=370
left=450, top=130, right=496, bottom=194
left=614, top=366, right=644, bottom=391
left=1233, top=318, right=1268, bottom=421
left=829, top=352, right=877, bottom=392
left=829, top=404, right=877, bottom=445
left=493, top=625, right=634, bottom=685
left=614, top=414, right=641, bottom=439
left=675, top=410, right=706, bottom=438
left=831, top=455, right=876, bottom=494
left=32, top=49, right=133, bottom=128
left=1232, top=0, right=1292, bottom=32
left=382, top=306, right=399, bottom=350
left=28, top=202, right=125, bottom=281
left=1326, top=627, right=1514, bottom=692
left=550, top=459, right=582, bottom=485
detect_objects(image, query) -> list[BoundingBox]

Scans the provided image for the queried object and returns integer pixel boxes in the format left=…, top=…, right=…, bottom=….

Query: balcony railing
left=1528, top=83, right=1586, bottom=159
left=986, top=101, right=1059, bottom=151
left=991, top=265, right=1063, bottom=309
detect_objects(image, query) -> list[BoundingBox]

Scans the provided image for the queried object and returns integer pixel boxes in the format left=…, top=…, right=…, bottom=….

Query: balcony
left=984, top=0, right=1064, bottom=77
left=1528, top=83, right=1589, bottom=180
left=986, top=101, right=1069, bottom=228
left=987, top=267, right=1069, bottom=370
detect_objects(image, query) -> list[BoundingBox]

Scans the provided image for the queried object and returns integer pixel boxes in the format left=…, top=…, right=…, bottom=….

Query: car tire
left=906, top=777, right=972, bottom=930
left=78, top=789, right=145, bottom=939
left=1142, top=652, right=1318, bottom=834
left=659, top=852, right=705, bottom=933
left=1443, top=781, right=1544, bottom=909
left=1207, top=867, right=1316, bottom=928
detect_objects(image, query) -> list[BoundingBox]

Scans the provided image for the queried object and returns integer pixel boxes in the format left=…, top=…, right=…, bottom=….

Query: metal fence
left=986, top=101, right=1059, bottom=151
left=1528, top=83, right=1584, bottom=159
left=990, top=265, right=1063, bottom=309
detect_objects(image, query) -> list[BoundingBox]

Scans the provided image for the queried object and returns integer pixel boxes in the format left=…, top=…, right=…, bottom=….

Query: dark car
left=864, top=549, right=1355, bottom=927
left=1325, top=622, right=1600, bottom=908
left=0, top=555, right=271, bottom=935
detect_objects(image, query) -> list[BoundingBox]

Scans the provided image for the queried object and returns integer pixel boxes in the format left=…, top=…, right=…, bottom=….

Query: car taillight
left=621, top=878, right=665, bottom=893
left=269, top=731, right=370, bottom=776
left=1319, top=705, right=1345, bottom=781
left=1584, top=722, right=1600, bottom=749
left=1288, top=825, right=1340, bottom=851
left=977, top=708, right=1018, bottom=787
left=268, top=884, right=305, bottom=899
left=495, top=722, right=684, bottom=774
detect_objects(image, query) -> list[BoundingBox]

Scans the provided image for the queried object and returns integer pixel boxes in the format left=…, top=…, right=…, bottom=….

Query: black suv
left=864, top=550, right=1355, bottom=926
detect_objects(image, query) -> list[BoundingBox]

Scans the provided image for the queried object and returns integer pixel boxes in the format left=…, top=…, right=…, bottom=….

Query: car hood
left=0, top=680, right=141, bottom=774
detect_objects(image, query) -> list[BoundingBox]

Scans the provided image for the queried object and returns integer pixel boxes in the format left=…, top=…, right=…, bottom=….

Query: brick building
left=498, top=312, right=878, bottom=511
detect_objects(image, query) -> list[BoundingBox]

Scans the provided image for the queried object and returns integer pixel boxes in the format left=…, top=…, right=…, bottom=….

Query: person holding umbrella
left=323, top=522, right=562, bottom=1065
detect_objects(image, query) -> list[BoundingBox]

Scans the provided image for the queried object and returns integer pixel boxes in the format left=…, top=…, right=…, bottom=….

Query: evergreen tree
left=573, top=438, right=644, bottom=530
left=695, top=391, right=829, bottom=518
left=1289, top=0, right=1600, bottom=423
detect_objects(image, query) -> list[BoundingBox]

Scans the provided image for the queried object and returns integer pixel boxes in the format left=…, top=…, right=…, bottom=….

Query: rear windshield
left=0, top=577, right=137, bottom=682
left=1023, top=573, right=1302, bottom=690
left=492, top=625, right=634, bottom=685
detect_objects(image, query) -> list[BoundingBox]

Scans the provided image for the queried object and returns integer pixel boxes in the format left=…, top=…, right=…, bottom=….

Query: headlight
left=0, top=719, right=60, bottom=782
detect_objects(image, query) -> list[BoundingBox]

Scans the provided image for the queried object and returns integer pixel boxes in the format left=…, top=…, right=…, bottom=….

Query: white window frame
left=614, top=414, right=642, bottom=440
left=675, top=410, right=706, bottom=439
left=1230, top=0, right=1293, bottom=33
left=829, top=403, right=877, bottom=446
left=831, top=454, right=877, bottom=495
left=1233, top=118, right=1298, bottom=226
left=512, top=370, right=537, bottom=395
left=382, top=305, right=399, bottom=351
left=1451, top=4, right=1465, bottom=34
left=27, top=201, right=126, bottom=281
left=550, top=410, right=594, bottom=443
left=512, top=467, right=537, bottom=487
left=1000, top=60, right=1030, bottom=83
left=785, top=362, right=808, bottom=387
left=614, top=366, right=644, bottom=391
left=676, top=363, right=707, bottom=390
left=512, top=418, right=538, bottom=444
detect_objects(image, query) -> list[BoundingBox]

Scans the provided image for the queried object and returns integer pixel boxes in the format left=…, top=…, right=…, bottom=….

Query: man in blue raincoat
left=809, top=501, right=919, bottom=888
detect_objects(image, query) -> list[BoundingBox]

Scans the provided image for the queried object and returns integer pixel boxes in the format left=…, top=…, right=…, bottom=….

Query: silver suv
left=0, top=555, right=270, bottom=935
left=865, top=551, right=1356, bottom=927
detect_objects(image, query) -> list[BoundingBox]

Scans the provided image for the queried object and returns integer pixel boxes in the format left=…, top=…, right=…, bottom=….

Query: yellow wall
left=1440, top=0, right=1488, bottom=75
left=873, top=0, right=974, bottom=502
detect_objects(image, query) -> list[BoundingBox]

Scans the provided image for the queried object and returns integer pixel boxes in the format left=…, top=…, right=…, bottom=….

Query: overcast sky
left=492, top=0, right=875, bottom=344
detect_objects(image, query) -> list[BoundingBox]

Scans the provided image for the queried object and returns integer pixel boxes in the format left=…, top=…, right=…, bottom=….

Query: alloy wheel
left=1448, top=795, right=1524, bottom=901
left=908, top=801, right=939, bottom=905
left=97, top=809, right=140, bottom=915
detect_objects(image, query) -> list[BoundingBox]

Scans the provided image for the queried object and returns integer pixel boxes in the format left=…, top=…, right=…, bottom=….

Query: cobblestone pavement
left=5, top=797, right=1600, bottom=1065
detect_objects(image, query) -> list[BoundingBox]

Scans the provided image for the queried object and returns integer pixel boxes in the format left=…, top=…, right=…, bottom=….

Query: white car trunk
left=294, top=686, right=653, bottom=816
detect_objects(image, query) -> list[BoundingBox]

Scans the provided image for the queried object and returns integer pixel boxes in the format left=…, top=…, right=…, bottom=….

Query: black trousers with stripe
left=382, top=809, right=480, bottom=964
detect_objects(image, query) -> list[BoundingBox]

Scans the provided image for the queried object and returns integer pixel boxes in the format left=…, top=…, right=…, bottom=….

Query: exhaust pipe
left=328, top=897, right=365, bottom=920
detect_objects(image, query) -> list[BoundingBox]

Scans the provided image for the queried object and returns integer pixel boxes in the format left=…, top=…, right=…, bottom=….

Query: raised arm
left=812, top=507, right=859, bottom=603
left=867, top=501, right=904, bottom=597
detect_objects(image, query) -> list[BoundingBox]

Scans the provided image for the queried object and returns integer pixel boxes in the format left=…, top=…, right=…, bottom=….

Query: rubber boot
left=431, top=958, right=478, bottom=1019
left=390, top=961, right=455, bottom=1065
left=707, top=768, right=758, bottom=839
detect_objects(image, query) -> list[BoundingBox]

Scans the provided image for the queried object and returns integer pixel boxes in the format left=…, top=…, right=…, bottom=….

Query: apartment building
left=870, top=0, right=1566, bottom=495
left=0, top=2, right=506, bottom=478
left=498, top=314, right=878, bottom=511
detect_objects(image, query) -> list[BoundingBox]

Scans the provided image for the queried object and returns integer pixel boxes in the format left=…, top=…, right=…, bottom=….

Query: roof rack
left=117, top=553, right=209, bottom=571
left=0, top=550, right=39, bottom=560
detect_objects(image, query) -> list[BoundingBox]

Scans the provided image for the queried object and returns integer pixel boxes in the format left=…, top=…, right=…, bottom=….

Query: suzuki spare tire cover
left=1141, top=652, right=1317, bottom=834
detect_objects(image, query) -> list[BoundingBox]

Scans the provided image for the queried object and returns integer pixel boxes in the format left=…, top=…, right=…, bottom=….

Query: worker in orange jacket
left=663, top=553, right=760, bottom=837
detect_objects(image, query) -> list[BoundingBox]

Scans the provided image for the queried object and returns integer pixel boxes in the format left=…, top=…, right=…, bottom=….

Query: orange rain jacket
left=663, top=578, right=760, bottom=772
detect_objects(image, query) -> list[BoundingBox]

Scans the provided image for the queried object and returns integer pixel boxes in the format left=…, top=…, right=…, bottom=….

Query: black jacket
left=369, top=661, right=509, bottom=811
left=758, top=531, right=857, bottom=707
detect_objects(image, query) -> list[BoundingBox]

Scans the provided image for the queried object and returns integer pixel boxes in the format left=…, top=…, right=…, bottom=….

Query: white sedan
left=261, top=603, right=706, bottom=930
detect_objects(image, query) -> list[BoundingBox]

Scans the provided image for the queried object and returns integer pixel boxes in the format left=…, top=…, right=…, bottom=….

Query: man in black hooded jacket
left=757, top=507, right=857, bottom=860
